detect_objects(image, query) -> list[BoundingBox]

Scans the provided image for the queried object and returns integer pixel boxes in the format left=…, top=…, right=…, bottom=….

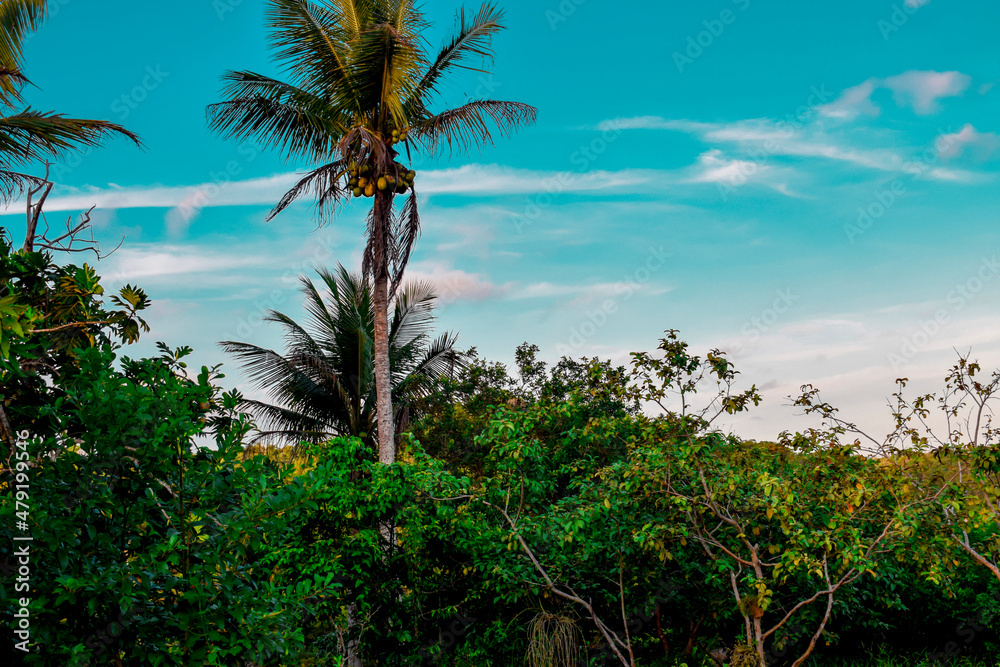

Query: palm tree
left=221, top=265, right=464, bottom=451
left=207, top=0, right=535, bottom=464
left=0, top=0, right=140, bottom=207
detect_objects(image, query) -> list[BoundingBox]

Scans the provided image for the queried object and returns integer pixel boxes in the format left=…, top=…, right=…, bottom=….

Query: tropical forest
left=2, top=1, right=1000, bottom=666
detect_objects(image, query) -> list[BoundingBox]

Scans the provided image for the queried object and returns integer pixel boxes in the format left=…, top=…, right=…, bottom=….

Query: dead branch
left=22, top=164, right=123, bottom=258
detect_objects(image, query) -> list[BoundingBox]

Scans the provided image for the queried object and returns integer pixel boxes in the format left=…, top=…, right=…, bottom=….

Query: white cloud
left=1, top=165, right=666, bottom=224
left=936, top=124, right=1000, bottom=161
left=883, top=70, right=972, bottom=114
left=596, top=116, right=683, bottom=132
left=819, top=70, right=971, bottom=119
left=404, top=264, right=507, bottom=303
left=621, top=117, right=900, bottom=171
left=101, top=245, right=267, bottom=284
left=601, top=114, right=982, bottom=183
left=710, top=308, right=1000, bottom=443
left=686, top=149, right=772, bottom=184
left=817, top=80, right=880, bottom=120
left=923, top=166, right=982, bottom=182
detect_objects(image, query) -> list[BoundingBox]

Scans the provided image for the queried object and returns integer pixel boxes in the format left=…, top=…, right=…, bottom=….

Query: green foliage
left=7, top=230, right=1000, bottom=665
left=0, top=228, right=150, bottom=441
left=1, top=343, right=340, bottom=665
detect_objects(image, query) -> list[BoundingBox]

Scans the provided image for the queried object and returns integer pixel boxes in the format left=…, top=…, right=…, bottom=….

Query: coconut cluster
left=347, top=160, right=416, bottom=198
left=389, top=127, right=409, bottom=145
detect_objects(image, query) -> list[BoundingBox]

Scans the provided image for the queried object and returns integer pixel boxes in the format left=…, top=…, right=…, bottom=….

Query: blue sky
left=4, top=0, right=1000, bottom=440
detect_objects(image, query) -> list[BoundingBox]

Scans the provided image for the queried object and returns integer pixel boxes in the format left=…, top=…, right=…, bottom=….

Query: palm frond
left=221, top=337, right=361, bottom=439
left=412, top=2, right=504, bottom=108
left=337, top=123, right=391, bottom=169
left=361, top=191, right=394, bottom=280
left=397, top=331, right=465, bottom=394
left=268, top=160, right=349, bottom=222
left=390, top=277, right=436, bottom=350
left=0, top=65, right=27, bottom=105
left=208, top=71, right=347, bottom=161
left=389, top=188, right=419, bottom=298
left=0, top=109, right=141, bottom=167
left=349, top=16, right=425, bottom=130
left=220, top=261, right=461, bottom=448
left=0, top=0, right=45, bottom=104
left=266, top=0, right=364, bottom=113
left=0, top=167, right=40, bottom=203
left=239, top=399, right=337, bottom=447
left=330, top=0, right=365, bottom=40
left=413, top=99, right=536, bottom=154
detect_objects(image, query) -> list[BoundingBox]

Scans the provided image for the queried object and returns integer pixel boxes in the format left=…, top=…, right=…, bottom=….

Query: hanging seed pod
left=352, top=187, right=363, bottom=198
left=365, top=183, right=375, bottom=197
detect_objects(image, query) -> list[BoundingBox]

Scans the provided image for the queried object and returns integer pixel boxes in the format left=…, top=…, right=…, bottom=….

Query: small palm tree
left=0, top=0, right=140, bottom=204
left=221, top=265, right=463, bottom=451
left=208, top=0, right=535, bottom=464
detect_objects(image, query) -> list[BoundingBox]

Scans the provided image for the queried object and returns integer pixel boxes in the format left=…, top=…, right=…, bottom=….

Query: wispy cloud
left=1, top=165, right=666, bottom=222
left=936, top=124, right=1000, bottom=161
left=102, top=245, right=268, bottom=284
left=686, top=148, right=774, bottom=184
left=607, top=116, right=900, bottom=171
left=599, top=108, right=985, bottom=183
left=818, top=80, right=880, bottom=120
left=819, top=70, right=972, bottom=119
left=404, top=264, right=508, bottom=304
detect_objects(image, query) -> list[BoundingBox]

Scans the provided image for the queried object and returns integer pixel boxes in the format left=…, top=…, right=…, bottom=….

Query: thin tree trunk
left=753, top=614, right=766, bottom=667
left=375, top=271, right=396, bottom=465
left=372, top=264, right=394, bottom=464
left=344, top=603, right=363, bottom=667
left=0, top=402, right=14, bottom=451
left=23, top=179, right=52, bottom=253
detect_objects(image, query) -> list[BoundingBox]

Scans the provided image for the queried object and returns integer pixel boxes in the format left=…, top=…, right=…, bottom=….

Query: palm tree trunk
left=373, top=266, right=395, bottom=464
